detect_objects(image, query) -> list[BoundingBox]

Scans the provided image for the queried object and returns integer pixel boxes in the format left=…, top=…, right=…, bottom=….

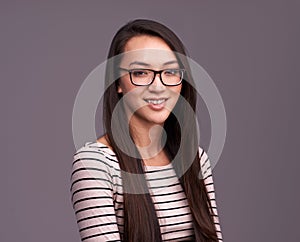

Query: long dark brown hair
left=102, top=19, right=218, bottom=241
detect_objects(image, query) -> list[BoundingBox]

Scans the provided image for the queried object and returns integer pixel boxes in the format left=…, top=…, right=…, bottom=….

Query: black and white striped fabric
left=71, top=141, right=223, bottom=241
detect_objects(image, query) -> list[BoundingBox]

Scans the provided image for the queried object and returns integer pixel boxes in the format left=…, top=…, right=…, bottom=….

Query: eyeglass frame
left=119, top=68, right=185, bottom=86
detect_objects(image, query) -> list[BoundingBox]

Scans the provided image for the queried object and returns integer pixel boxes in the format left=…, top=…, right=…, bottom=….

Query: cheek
left=176, top=86, right=182, bottom=94
left=171, top=85, right=182, bottom=96
left=117, top=77, right=136, bottom=94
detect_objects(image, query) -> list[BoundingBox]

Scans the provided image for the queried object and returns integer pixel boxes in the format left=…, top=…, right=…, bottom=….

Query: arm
left=70, top=148, right=121, bottom=242
left=199, top=147, right=223, bottom=242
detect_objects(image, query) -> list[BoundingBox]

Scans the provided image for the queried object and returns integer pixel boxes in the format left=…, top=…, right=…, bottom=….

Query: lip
left=143, top=98, right=168, bottom=111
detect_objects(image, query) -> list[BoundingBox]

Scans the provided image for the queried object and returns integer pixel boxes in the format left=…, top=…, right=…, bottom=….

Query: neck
left=129, top=118, right=165, bottom=160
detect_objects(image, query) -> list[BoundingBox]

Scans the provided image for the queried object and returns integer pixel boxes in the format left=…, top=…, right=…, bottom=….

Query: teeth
left=145, top=99, right=166, bottom=105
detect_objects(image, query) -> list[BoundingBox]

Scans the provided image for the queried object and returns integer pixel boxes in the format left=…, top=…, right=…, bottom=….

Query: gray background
left=1, top=0, right=299, bottom=241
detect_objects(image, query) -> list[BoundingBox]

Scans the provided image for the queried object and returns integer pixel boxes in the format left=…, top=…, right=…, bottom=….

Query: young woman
left=71, top=19, right=222, bottom=242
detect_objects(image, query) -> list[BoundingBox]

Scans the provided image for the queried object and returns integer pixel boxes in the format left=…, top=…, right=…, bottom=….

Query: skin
left=98, top=35, right=182, bottom=165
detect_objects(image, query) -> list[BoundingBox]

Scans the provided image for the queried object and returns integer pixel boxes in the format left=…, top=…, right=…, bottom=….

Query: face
left=117, top=35, right=182, bottom=127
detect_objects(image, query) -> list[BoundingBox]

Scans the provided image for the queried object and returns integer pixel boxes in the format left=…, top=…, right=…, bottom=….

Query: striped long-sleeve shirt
left=70, top=141, right=223, bottom=241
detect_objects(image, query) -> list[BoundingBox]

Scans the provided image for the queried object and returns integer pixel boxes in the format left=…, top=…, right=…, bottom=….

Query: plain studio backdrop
left=1, top=1, right=299, bottom=241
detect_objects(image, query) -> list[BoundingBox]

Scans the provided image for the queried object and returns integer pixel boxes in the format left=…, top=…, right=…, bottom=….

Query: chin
left=130, top=107, right=172, bottom=126
left=148, top=113, right=170, bottom=125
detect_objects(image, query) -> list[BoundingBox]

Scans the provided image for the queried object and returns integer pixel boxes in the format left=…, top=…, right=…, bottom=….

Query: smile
left=144, top=98, right=167, bottom=105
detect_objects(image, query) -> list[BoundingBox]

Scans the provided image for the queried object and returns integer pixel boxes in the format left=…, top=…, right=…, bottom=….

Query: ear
left=117, top=85, right=123, bottom=93
left=116, top=79, right=123, bottom=94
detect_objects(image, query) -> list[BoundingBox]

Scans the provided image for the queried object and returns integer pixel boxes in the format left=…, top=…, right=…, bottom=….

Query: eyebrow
left=129, top=61, right=150, bottom=67
left=129, top=60, right=179, bottom=67
left=162, top=60, right=179, bottom=66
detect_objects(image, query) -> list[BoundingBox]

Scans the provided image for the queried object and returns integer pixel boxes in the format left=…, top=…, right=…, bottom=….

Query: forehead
left=120, top=35, right=178, bottom=68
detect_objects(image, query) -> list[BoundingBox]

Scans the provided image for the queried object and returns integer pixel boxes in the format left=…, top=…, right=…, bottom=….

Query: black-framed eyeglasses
left=119, top=68, right=185, bottom=86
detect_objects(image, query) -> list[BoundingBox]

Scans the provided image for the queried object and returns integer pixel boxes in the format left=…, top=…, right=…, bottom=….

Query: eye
left=131, top=69, right=150, bottom=77
left=164, top=69, right=180, bottom=76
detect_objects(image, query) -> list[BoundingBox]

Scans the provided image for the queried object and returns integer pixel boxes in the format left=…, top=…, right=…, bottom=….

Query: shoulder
left=198, top=146, right=212, bottom=180
left=73, top=141, right=120, bottom=171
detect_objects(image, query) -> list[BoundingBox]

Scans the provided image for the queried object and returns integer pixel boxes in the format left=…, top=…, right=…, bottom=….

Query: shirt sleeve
left=70, top=147, right=121, bottom=242
left=199, top=147, right=223, bottom=242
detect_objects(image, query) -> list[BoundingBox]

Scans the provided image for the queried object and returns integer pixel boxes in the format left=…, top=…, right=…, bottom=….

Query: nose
left=147, top=73, right=166, bottom=92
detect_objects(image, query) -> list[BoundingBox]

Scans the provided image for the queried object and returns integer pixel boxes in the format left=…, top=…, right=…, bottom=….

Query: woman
left=71, top=19, right=222, bottom=241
